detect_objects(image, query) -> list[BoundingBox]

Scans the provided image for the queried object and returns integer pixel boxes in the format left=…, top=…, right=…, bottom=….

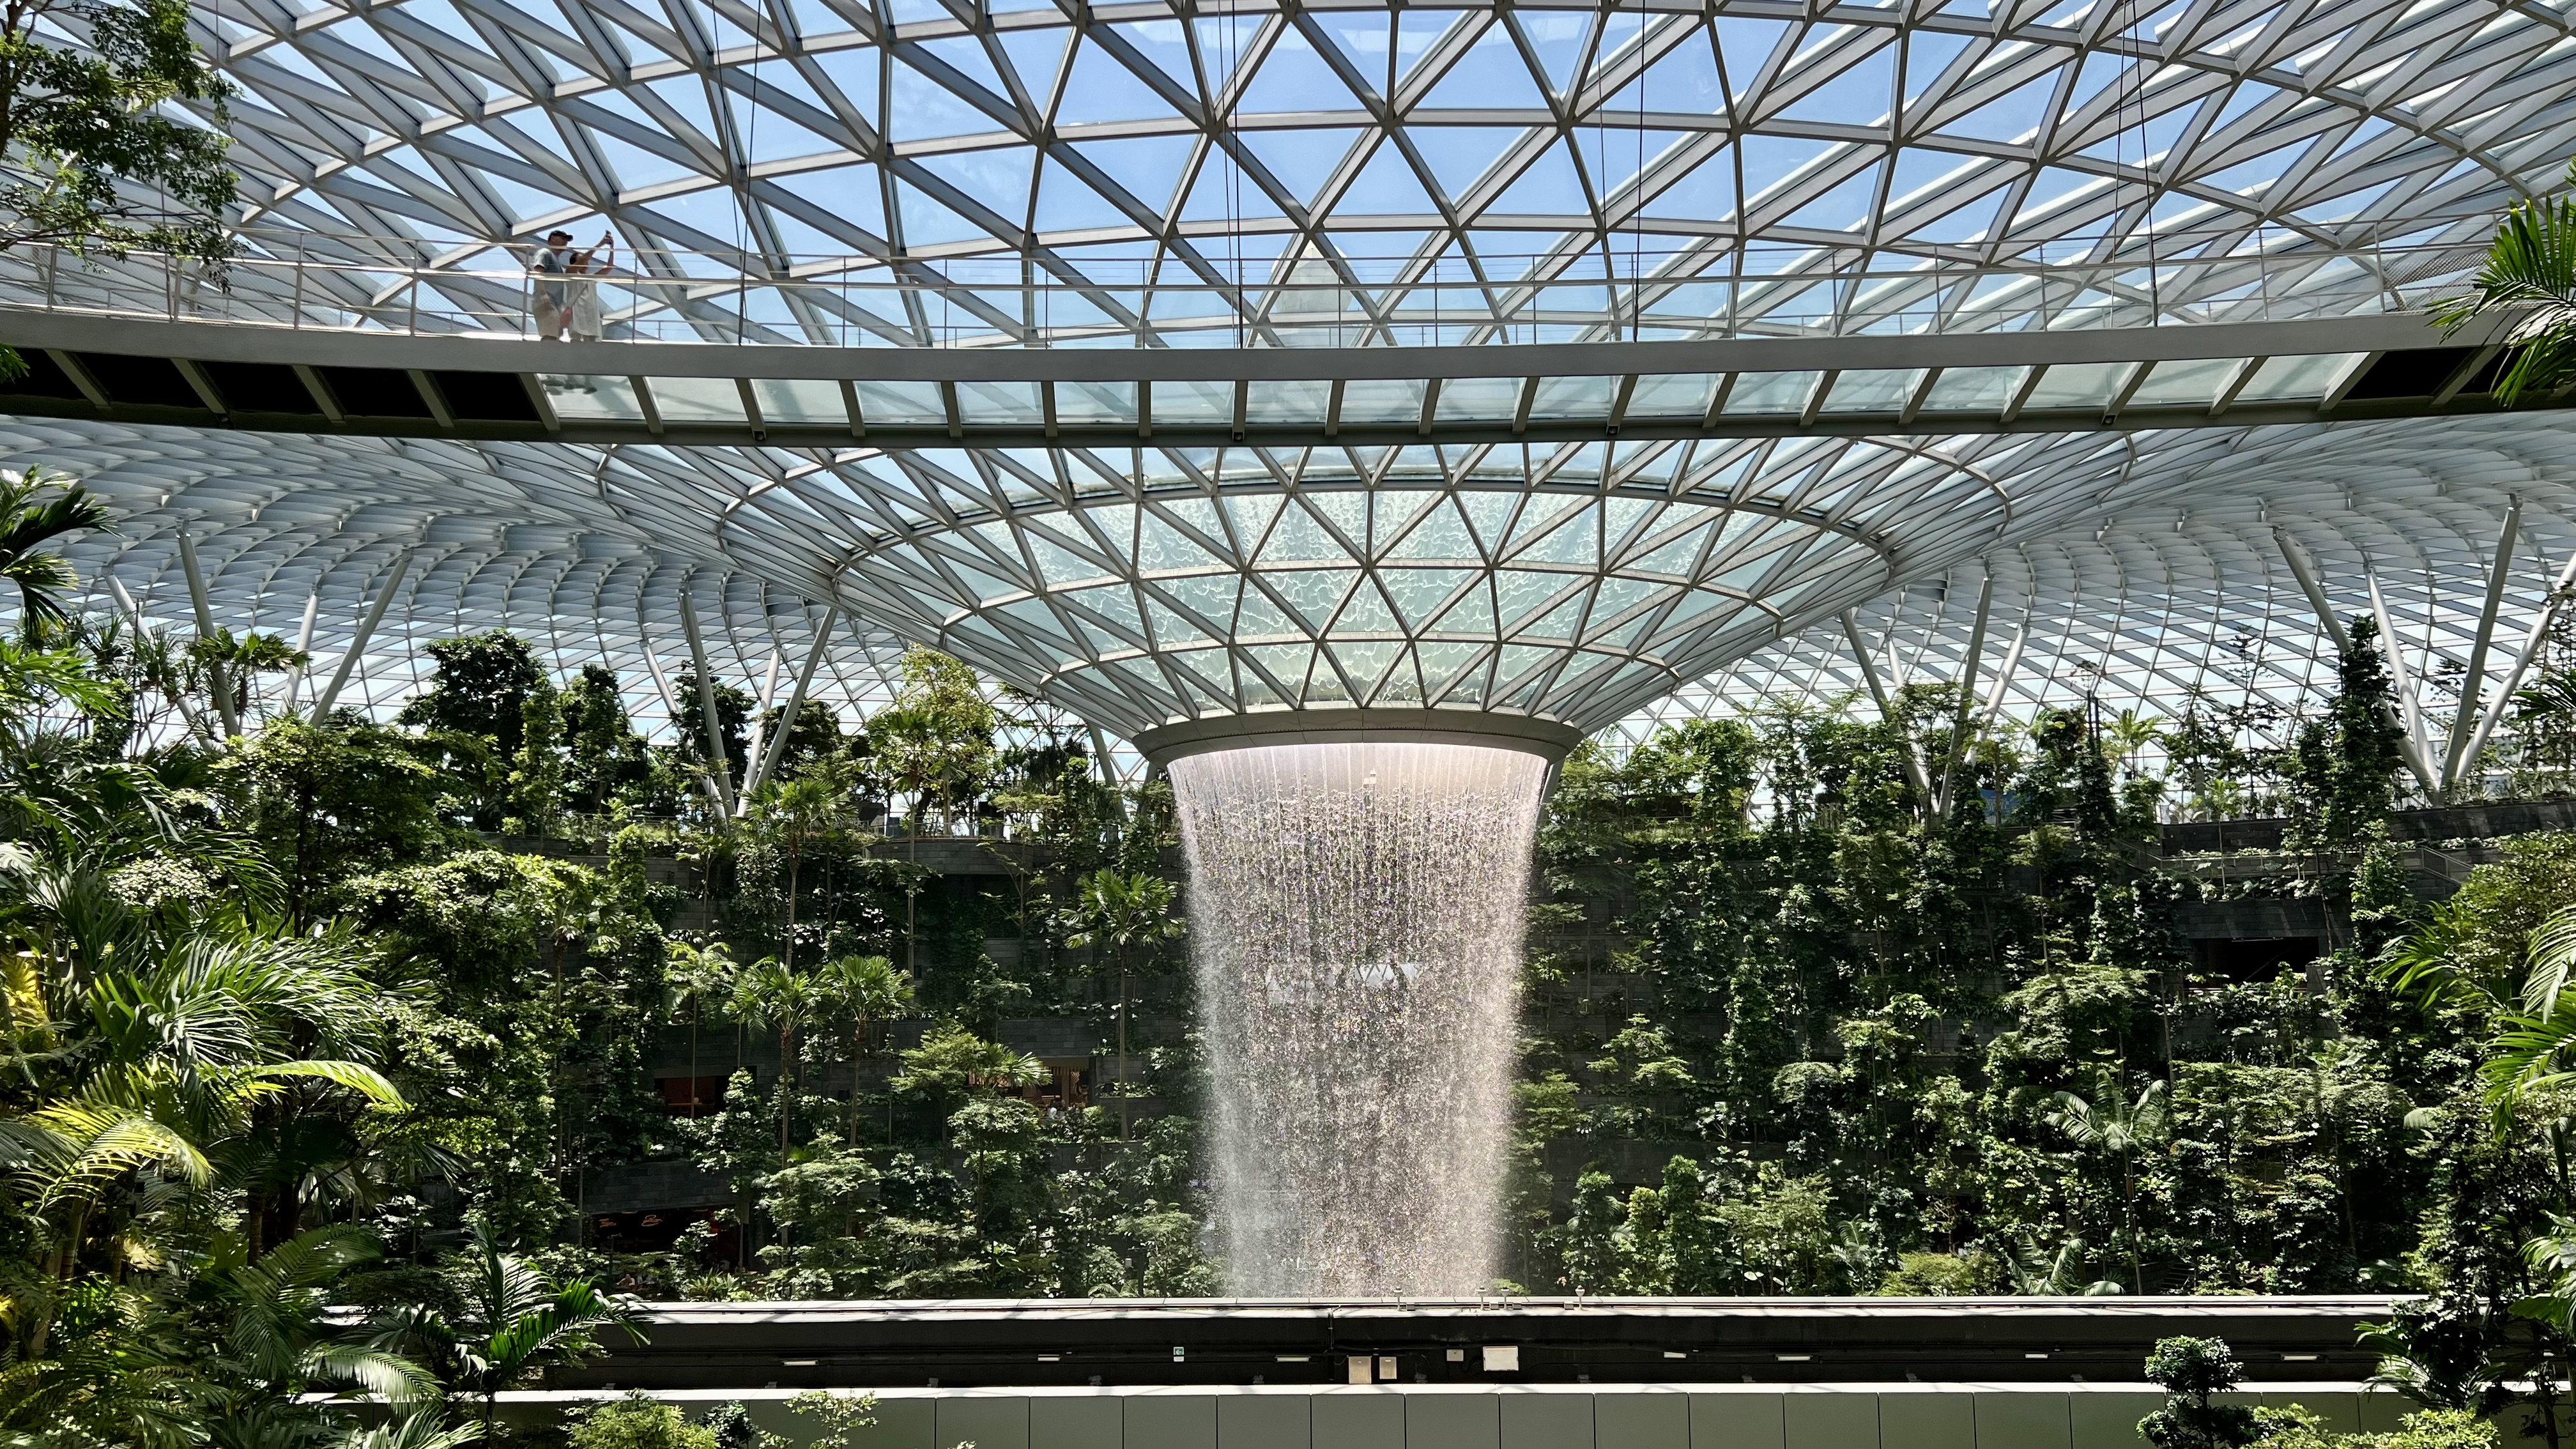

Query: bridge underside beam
left=0, top=310, right=2538, bottom=450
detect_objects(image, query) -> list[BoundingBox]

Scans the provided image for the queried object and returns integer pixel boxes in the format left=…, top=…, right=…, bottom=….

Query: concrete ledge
left=495, top=1381, right=2411, bottom=1449
left=1132, top=709, right=1588, bottom=766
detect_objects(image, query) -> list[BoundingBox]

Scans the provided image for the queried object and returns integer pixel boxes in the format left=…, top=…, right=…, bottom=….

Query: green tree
left=369, top=1228, right=645, bottom=1448
left=2433, top=157, right=2576, bottom=401
left=2286, top=615, right=2407, bottom=845
left=1067, top=868, right=1181, bottom=1137
left=2139, top=1337, right=2259, bottom=1449
left=0, top=0, right=235, bottom=271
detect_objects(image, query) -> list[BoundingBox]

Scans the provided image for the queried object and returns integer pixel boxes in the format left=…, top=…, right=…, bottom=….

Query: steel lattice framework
left=19, top=0, right=2576, bottom=752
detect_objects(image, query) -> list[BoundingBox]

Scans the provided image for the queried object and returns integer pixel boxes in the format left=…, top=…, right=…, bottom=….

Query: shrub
left=569, top=1392, right=721, bottom=1449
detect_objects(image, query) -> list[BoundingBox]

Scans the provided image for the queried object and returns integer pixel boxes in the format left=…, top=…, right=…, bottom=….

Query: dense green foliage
left=6, top=465, right=2576, bottom=1446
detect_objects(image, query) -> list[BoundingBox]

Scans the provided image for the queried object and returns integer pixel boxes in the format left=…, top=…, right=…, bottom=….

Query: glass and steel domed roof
left=21, top=0, right=2576, bottom=742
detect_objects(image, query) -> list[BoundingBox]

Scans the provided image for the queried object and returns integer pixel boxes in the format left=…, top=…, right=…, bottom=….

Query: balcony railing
left=0, top=221, right=2497, bottom=351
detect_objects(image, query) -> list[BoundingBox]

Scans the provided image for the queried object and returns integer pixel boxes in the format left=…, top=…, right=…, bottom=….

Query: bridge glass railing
left=0, top=223, right=2492, bottom=349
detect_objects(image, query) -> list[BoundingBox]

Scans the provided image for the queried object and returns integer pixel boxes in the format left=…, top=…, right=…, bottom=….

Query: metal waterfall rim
left=1131, top=708, right=1590, bottom=767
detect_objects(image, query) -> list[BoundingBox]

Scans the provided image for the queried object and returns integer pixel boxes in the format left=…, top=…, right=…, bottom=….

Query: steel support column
left=2457, top=539, right=2576, bottom=778
left=2443, top=498, right=2522, bottom=791
left=175, top=533, right=239, bottom=739
left=2277, top=527, right=2442, bottom=800
left=677, top=584, right=739, bottom=818
left=745, top=604, right=839, bottom=798
left=2366, top=573, right=2444, bottom=795
left=285, top=592, right=319, bottom=716
left=1841, top=610, right=1937, bottom=808
left=1936, top=572, right=1994, bottom=820
left=310, top=550, right=413, bottom=722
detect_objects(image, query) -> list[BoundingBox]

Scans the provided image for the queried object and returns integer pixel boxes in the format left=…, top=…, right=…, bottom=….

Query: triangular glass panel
left=1458, top=491, right=1519, bottom=551
left=1406, top=126, right=1529, bottom=206
left=1377, top=567, right=1473, bottom=629
left=1259, top=502, right=1349, bottom=564
left=1147, top=598, right=1211, bottom=647
left=1223, top=493, right=1285, bottom=551
left=919, top=148, right=1036, bottom=217
left=1154, top=572, right=1238, bottom=629
left=1388, top=500, right=1480, bottom=561
left=1264, top=568, right=1356, bottom=630
left=1333, top=137, right=1443, bottom=218
left=1606, top=27, right=1724, bottom=117
left=1715, top=18, right=1790, bottom=107
left=1514, top=10, right=1589, bottom=97
left=1416, top=641, right=1488, bottom=697
left=1432, top=583, right=1498, bottom=637
left=1780, top=160, right=1882, bottom=232
left=919, top=35, right=1011, bottom=103
left=1331, top=580, right=1400, bottom=634
left=1517, top=594, right=1586, bottom=641
left=1241, top=128, right=1363, bottom=213
left=887, top=60, right=996, bottom=142
left=1138, top=511, right=1222, bottom=571
left=895, top=181, right=992, bottom=247
left=1034, top=157, right=1135, bottom=234
left=1246, top=642, right=1309, bottom=696
left=1331, top=640, right=1403, bottom=701
left=1234, top=24, right=1362, bottom=115
left=1373, top=650, right=1427, bottom=704
left=1056, top=38, right=1183, bottom=126
left=1484, top=140, right=1591, bottom=217
left=1107, top=20, right=1200, bottom=95
left=1495, top=567, right=1570, bottom=628
left=996, top=26, right=1073, bottom=100
left=1179, top=149, right=1292, bottom=222
left=1774, top=38, right=1894, bottom=127
left=1071, top=133, right=1200, bottom=214
left=1235, top=586, right=1303, bottom=639
left=1936, top=69, right=2061, bottom=144
left=1422, top=23, right=1547, bottom=111
left=1738, top=133, right=1835, bottom=205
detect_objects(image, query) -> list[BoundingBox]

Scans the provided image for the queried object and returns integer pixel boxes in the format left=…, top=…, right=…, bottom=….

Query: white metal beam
left=2457, top=537, right=2576, bottom=780
left=1937, top=572, right=1994, bottom=821
left=310, top=551, right=414, bottom=723
left=1840, top=610, right=1937, bottom=808
left=677, top=583, right=739, bottom=818
left=2278, top=526, right=2442, bottom=800
left=2443, top=498, right=2522, bottom=792
left=284, top=592, right=319, bottom=716
left=2366, top=572, right=2444, bottom=797
left=174, top=534, right=240, bottom=739
left=745, top=604, right=839, bottom=798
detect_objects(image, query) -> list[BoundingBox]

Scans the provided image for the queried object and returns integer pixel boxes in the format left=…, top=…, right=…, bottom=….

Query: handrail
left=0, top=224, right=2494, bottom=351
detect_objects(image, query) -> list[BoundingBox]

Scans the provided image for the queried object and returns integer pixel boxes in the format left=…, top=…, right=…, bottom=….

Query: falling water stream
left=1168, top=740, right=1547, bottom=1296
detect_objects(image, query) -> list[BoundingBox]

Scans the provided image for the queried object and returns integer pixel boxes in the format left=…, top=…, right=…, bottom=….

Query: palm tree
left=369, top=1228, right=643, bottom=1449
left=2433, top=159, right=2576, bottom=402
left=663, top=939, right=739, bottom=1108
left=0, top=468, right=109, bottom=643
left=2045, top=1079, right=2170, bottom=1292
left=819, top=953, right=911, bottom=1142
left=2002, top=1236, right=2125, bottom=1296
left=195, top=1223, right=433, bottom=1440
left=729, top=957, right=827, bottom=1156
left=1066, top=868, right=1182, bottom=1138
left=739, top=775, right=848, bottom=973
left=2104, top=709, right=2160, bottom=771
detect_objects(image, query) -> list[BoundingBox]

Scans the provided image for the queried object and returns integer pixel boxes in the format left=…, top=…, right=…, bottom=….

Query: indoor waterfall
left=1168, top=740, right=1547, bottom=1297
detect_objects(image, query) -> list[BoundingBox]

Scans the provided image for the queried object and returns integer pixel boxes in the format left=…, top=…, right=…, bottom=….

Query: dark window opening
left=657, top=1073, right=728, bottom=1117
left=2195, top=936, right=2322, bottom=984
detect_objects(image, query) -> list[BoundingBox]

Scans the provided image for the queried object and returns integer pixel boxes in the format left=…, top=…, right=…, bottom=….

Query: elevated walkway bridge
left=0, top=236, right=2542, bottom=452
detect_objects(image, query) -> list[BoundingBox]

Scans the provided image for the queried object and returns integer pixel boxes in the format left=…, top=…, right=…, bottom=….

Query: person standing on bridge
left=531, top=230, right=575, bottom=340
left=567, top=232, right=613, bottom=342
